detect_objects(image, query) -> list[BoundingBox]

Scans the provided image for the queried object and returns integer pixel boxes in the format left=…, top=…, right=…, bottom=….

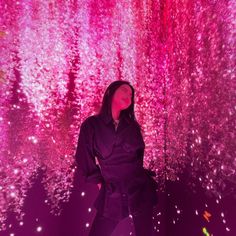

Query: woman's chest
left=93, top=120, right=144, bottom=159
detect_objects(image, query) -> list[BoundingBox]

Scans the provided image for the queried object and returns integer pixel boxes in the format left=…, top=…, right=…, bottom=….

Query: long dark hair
left=98, top=80, right=137, bottom=122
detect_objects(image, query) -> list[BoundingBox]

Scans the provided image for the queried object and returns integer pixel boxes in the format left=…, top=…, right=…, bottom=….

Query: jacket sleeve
left=75, top=118, right=104, bottom=184
left=135, top=121, right=145, bottom=166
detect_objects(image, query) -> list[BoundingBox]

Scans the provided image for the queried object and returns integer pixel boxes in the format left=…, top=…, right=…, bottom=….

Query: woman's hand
left=97, top=183, right=101, bottom=190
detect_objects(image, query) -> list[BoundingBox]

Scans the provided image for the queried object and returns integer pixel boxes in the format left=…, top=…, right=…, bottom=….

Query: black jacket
left=75, top=112, right=158, bottom=220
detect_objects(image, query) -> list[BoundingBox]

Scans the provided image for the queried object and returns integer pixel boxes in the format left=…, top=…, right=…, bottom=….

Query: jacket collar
left=99, top=112, right=131, bottom=125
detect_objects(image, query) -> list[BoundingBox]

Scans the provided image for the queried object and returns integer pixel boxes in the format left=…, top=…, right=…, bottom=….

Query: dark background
left=2, top=168, right=236, bottom=236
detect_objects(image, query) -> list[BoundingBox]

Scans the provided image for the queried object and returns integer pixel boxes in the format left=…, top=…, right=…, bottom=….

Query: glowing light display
left=0, top=0, right=235, bottom=233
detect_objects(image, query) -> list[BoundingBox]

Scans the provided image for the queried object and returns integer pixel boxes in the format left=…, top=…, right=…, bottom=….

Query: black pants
left=88, top=206, right=156, bottom=236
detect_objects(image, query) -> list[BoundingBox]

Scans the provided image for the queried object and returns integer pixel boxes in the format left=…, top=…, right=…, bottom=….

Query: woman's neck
left=111, top=108, right=120, bottom=121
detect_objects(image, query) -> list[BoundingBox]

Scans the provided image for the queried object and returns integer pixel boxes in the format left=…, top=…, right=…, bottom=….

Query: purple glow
left=0, top=0, right=235, bottom=232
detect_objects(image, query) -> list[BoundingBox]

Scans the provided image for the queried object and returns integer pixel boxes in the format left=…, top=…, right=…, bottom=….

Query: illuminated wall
left=0, top=1, right=235, bottom=235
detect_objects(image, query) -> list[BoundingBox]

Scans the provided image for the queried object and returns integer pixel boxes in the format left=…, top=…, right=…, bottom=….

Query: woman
left=75, top=80, right=158, bottom=236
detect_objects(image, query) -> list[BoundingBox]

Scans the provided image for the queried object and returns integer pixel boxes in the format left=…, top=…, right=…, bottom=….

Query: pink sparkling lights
left=0, top=0, right=235, bottom=232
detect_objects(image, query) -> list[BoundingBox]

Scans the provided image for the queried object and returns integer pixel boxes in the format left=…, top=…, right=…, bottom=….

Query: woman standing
left=75, top=80, right=158, bottom=236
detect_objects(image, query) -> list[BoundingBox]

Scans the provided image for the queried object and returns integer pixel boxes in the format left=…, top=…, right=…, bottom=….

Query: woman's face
left=112, top=84, right=132, bottom=110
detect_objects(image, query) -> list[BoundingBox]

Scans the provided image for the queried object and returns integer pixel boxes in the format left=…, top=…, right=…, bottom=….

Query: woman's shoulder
left=78, top=116, right=98, bottom=135
left=81, top=115, right=97, bottom=126
left=133, top=119, right=141, bottom=128
left=82, top=114, right=104, bottom=127
left=132, top=119, right=144, bottom=134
